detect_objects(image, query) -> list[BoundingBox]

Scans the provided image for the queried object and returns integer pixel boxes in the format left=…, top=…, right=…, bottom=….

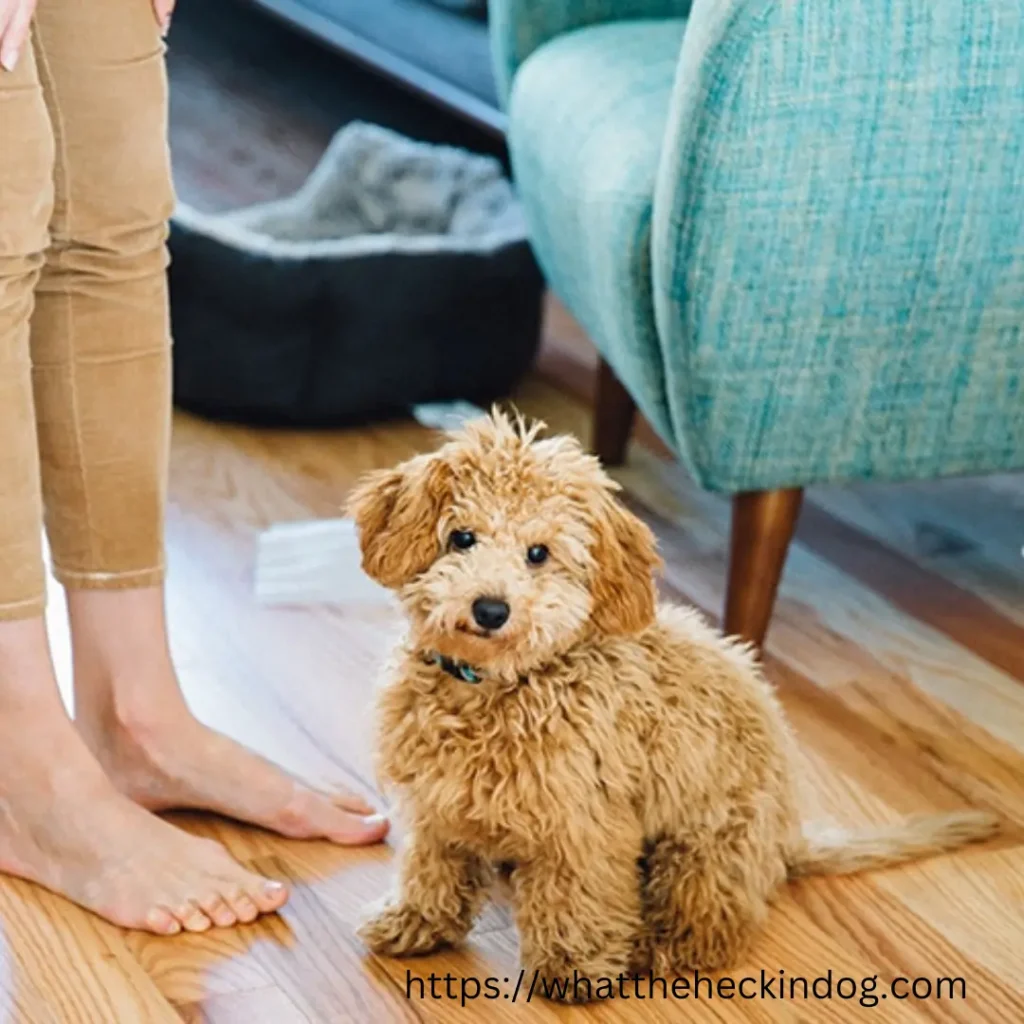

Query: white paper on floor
left=411, top=400, right=486, bottom=432
left=254, top=517, right=394, bottom=607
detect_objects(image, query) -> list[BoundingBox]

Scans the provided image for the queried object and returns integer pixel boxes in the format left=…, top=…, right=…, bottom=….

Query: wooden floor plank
left=786, top=874, right=1022, bottom=1024
left=0, top=880, right=181, bottom=1023
left=808, top=482, right=1024, bottom=631
left=178, top=985, right=312, bottom=1023
left=731, top=892, right=939, bottom=1024
left=874, top=848, right=1024, bottom=993
left=834, top=674, right=1024, bottom=829
left=766, top=659, right=1007, bottom=821
left=795, top=501, right=1024, bottom=683
left=0, top=932, right=59, bottom=1024
left=124, top=911, right=276, bottom=1007
left=239, top=856, right=421, bottom=1024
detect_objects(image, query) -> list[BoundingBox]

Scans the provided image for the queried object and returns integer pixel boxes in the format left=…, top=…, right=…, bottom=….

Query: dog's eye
left=450, top=530, right=476, bottom=551
left=526, top=544, right=549, bottom=566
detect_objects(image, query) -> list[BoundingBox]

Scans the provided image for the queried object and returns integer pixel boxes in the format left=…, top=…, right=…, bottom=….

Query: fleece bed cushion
left=168, top=122, right=544, bottom=427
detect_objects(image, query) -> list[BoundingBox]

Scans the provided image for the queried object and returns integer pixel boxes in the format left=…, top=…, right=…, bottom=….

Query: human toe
left=144, top=906, right=182, bottom=935
left=173, top=901, right=213, bottom=933
left=198, top=892, right=238, bottom=928
left=247, top=876, right=289, bottom=915
left=279, top=789, right=389, bottom=845
left=221, top=886, right=261, bottom=923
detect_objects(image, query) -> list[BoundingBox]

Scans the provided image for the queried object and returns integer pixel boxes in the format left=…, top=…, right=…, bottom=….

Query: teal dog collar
left=427, top=652, right=482, bottom=684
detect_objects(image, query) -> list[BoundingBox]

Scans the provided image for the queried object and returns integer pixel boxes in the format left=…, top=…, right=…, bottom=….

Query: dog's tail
left=786, top=810, right=999, bottom=879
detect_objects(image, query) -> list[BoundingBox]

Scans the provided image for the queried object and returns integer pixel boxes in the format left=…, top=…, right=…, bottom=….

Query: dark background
left=167, top=0, right=505, bottom=213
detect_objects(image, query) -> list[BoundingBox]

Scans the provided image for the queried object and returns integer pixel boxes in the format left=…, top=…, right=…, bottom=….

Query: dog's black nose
left=472, top=597, right=510, bottom=631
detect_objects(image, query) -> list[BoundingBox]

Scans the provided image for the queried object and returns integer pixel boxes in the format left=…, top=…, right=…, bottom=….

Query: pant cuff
left=0, top=596, right=47, bottom=621
left=53, top=565, right=166, bottom=591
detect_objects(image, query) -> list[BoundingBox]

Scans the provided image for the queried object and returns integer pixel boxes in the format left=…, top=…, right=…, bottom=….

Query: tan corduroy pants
left=0, top=0, right=174, bottom=619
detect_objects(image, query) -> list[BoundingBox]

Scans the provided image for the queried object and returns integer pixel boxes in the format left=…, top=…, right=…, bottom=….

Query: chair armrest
left=489, top=0, right=692, bottom=105
left=650, top=0, right=1024, bottom=491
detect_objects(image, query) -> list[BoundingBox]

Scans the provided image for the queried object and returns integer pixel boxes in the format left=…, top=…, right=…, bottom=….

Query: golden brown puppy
left=348, top=410, right=997, bottom=1000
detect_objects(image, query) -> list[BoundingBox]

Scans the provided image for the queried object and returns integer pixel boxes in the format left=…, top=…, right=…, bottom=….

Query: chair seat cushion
left=508, top=19, right=686, bottom=443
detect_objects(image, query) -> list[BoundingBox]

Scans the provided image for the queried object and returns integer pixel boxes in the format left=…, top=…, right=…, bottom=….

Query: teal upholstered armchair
left=491, top=0, right=1024, bottom=645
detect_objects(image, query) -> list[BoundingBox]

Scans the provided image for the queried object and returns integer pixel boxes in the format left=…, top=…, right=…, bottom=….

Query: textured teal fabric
left=508, top=22, right=686, bottom=445
left=490, top=0, right=692, bottom=104
left=498, top=0, right=1024, bottom=492
left=652, top=0, right=1024, bottom=490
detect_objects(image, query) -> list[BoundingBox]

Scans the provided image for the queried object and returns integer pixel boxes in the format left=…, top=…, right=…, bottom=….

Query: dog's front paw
left=357, top=901, right=459, bottom=957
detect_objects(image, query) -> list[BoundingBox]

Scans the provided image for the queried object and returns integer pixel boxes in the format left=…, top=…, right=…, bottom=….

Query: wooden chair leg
left=724, top=488, right=804, bottom=649
left=593, top=357, right=636, bottom=467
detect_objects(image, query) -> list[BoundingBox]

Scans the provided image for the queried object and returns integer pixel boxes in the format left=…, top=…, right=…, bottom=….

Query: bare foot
left=80, top=701, right=390, bottom=847
left=66, top=586, right=388, bottom=847
left=0, top=763, right=288, bottom=934
left=0, top=621, right=287, bottom=934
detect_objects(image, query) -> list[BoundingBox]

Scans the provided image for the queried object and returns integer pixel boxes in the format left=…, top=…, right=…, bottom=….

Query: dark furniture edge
left=246, top=0, right=508, bottom=138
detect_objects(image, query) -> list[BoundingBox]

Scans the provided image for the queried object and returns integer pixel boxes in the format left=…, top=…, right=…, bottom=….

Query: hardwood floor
left=5, top=358, right=1021, bottom=1022
left=1, top=3, right=1021, bottom=1020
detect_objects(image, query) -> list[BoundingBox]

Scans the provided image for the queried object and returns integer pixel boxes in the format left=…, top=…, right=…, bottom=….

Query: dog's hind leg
left=511, top=821, right=647, bottom=1003
left=643, top=814, right=786, bottom=974
left=358, top=827, right=493, bottom=956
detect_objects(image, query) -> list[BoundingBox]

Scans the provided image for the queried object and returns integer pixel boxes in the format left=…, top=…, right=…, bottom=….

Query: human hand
left=152, top=0, right=175, bottom=36
left=0, top=0, right=37, bottom=72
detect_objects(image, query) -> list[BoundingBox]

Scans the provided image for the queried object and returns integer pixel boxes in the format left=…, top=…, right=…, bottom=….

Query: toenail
left=147, top=909, right=180, bottom=935
left=362, top=814, right=387, bottom=827
left=263, top=880, right=286, bottom=894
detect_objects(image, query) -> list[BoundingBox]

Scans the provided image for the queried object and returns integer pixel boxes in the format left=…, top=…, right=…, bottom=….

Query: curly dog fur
left=348, top=411, right=998, bottom=1001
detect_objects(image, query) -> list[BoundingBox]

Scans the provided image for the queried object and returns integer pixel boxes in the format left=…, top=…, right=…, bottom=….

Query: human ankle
left=0, top=696, right=112, bottom=805
left=0, top=620, right=82, bottom=740
left=76, top=687, right=189, bottom=745
left=0, top=617, right=60, bottom=699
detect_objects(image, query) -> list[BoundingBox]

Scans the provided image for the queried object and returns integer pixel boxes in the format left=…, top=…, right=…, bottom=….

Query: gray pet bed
left=168, top=122, right=543, bottom=426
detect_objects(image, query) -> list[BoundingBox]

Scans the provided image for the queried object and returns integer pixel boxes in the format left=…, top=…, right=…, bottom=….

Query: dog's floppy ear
left=589, top=492, right=661, bottom=635
left=346, top=453, right=452, bottom=589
